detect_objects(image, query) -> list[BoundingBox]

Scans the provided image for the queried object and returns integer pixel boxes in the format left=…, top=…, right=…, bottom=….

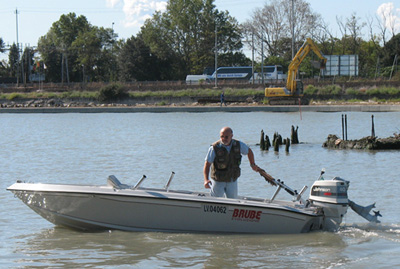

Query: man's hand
left=204, top=179, right=211, bottom=188
left=258, top=168, right=277, bottom=186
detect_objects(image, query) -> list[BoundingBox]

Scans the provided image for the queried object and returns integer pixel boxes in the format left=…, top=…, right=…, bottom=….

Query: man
left=203, top=126, right=261, bottom=198
left=220, top=91, right=226, bottom=106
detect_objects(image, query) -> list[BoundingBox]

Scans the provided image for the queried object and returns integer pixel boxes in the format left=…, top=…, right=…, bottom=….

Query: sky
left=0, top=0, right=399, bottom=51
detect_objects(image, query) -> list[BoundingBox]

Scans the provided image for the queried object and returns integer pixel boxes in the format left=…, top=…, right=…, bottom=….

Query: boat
left=7, top=169, right=381, bottom=234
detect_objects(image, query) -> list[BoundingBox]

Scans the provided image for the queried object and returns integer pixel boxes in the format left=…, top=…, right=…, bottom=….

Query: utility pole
left=15, top=8, right=20, bottom=86
left=214, top=23, right=218, bottom=88
left=252, top=32, right=254, bottom=84
left=111, top=22, right=115, bottom=81
left=291, top=0, right=295, bottom=59
left=261, top=32, right=264, bottom=85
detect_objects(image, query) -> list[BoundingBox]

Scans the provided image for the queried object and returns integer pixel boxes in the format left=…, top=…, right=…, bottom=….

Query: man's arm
left=247, top=148, right=261, bottom=172
left=203, top=161, right=212, bottom=188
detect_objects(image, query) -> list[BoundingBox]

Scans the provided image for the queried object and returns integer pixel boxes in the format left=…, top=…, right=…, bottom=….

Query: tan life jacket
left=210, top=139, right=242, bottom=182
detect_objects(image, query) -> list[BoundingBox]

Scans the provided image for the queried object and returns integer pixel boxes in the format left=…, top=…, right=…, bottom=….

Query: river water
left=1, top=111, right=400, bottom=268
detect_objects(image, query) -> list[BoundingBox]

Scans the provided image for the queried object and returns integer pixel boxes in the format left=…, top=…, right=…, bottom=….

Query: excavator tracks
left=268, top=97, right=309, bottom=106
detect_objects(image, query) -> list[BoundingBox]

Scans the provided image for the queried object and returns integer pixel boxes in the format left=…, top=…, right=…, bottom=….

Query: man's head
left=220, top=127, right=233, bottom=145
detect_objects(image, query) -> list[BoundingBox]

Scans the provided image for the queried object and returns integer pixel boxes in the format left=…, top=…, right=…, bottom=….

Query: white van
left=185, top=75, right=210, bottom=85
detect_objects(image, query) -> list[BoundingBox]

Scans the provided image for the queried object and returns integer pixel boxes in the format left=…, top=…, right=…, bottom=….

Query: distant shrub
left=380, top=87, right=400, bottom=95
left=366, top=88, right=380, bottom=96
left=318, top=85, right=342, bottom=95
left=304, top=85, right=318, bottom=95
left=7, top=93, right=23, bottom=100
left=345, top=88, right=361, bottom=95
left=98, top=83, right=128, bottom=102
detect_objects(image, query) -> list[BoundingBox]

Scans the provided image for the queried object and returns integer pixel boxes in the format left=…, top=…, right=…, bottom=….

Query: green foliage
left=98, top=83, right=128, bottom=102
left=8, top=43, right=19, bottom=78
left=382, top=33, right=400, bottom=67
left=345, top=88, right=361, bottom=95
left=380, top=87, right=400, bottom=95
left=304, top=85, right=318, bottom=95
left=119, top=35, right=163, bottom=81
left=38, top=12, right=115, bottom=83
left=365, top=88, right=380, bottom=96
left=141, top=0, right=243, bottom=79
left=318, top=85, right=342, bottom=95
left=0, top=37, right=4, bottom=53
left=7, top=93, right=23, bottom=100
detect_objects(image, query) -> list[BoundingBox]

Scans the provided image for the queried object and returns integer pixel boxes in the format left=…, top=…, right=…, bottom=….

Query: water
left=1, top=111, right=400, bottom=268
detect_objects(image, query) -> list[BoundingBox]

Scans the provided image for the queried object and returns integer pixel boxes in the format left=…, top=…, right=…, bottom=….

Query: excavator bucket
left=320, top=59, right=326, bottom=69
left=312, top=60, right=326, bottom=69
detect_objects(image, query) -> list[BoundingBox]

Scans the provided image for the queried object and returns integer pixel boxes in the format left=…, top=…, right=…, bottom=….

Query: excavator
left=265, top=38, right=327, bottom=105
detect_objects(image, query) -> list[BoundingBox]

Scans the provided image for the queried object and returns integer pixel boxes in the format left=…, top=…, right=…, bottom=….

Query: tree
left=0, top=38, right=7, bottom=77
left=344, top=13, right=366, bottom=55
left=8, top=43, right=19, bottom=78
left=38, top=30, right=63, bottom=83
left=21, top=47, right=35, bottom=83
left=118, top=35, right=165, bottom=81
left=0, top=37, right=4, bottom=53
left=72, top=26, right=115, bottom=82
left=38, top=13, right=115, bottom=83
left=141, top=0, right=244, bottom=79
left=242, top=0, right=323, bottom=63
left=382, top=33, right=400, bottom=67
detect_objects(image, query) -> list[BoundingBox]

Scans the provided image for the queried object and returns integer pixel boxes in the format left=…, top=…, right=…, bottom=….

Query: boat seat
left=107, top=175, right=131, bottom=189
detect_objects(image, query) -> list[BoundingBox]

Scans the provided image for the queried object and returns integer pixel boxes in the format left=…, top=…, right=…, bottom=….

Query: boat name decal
left=232, top=209, right=262, bottom=222
left=313, top=187, right=331, bottom=192
left=203, top=205, right=227, bottom=214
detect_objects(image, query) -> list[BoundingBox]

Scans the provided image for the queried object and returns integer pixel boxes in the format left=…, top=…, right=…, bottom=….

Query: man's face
left=220, top=129, right=233, bottom=145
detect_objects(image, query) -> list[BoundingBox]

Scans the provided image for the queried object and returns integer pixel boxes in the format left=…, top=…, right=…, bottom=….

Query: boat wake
left=339, top=223, right=400, bottom=243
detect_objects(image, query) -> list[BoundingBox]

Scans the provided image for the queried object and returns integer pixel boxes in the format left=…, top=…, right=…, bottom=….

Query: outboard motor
left=308, top=177, right=350, bottom=231
left=308, top=169, right=382, bottom=231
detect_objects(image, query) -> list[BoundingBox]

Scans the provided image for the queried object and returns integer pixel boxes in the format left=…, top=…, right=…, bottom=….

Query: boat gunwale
left=7, top=182, right=321, bottom=218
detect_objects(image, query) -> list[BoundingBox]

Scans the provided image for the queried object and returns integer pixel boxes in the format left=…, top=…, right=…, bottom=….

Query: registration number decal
left=203, top=205, right=227, bottom=214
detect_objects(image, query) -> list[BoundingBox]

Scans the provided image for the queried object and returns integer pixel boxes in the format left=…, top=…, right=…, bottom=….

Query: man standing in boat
left=203, top=126, right=262, bottom=198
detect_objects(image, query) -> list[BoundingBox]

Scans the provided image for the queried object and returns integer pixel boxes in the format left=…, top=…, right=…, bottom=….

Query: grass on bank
left=1, top=83, right=400, bottom=103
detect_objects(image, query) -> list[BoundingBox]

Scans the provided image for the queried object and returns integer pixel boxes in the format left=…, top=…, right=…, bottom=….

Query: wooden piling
left=274, top=137, right=279, bottom=152
left=265, top=134, right=271, bottom=150
left=291, top=125, right=299, bottom=144
left=285, top=138, right=290, bottom=152
left=371, top=115, right=375, bottom=137
left=260, top=130, right=265, bottom=150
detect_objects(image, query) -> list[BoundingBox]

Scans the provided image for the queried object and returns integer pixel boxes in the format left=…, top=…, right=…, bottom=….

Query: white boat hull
left=8, top=182, right=324, bottom=234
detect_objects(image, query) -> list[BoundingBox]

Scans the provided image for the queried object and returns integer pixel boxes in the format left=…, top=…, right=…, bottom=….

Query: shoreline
left=1, top=103, right=400, bottom=113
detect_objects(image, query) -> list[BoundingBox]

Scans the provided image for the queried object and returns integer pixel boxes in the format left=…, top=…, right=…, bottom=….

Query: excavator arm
left=265, top=38, right=327, bottom=105
left=286, top=38, right=327, bottom=92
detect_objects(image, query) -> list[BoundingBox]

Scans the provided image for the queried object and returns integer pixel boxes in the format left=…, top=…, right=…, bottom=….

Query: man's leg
left=209, top=179, right=226, bottom=197
left=225, top=180, right=238, bottom=198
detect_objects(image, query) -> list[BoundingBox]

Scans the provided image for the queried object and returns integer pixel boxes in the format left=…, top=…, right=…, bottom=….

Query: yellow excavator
left=265, top=38, right=327, bottom=105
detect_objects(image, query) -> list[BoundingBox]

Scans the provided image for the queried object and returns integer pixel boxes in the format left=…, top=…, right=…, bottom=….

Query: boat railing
left=164, top=172, right=175, bottom=191
left=267, top=178, right=308, bottom=204
left=133, top=175, right=147, bottom=189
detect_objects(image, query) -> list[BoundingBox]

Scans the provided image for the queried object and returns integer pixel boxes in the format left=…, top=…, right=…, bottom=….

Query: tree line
left=0, top=0, right=399, bottom=84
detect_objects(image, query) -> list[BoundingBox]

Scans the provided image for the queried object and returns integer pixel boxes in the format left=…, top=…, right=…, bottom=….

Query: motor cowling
left=309, top=177, right=349, bottom=204
left=308, top=177, right=350, bottom=231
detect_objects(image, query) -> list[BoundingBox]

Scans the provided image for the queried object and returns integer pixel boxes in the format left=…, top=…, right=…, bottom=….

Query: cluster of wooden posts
left=259, top=126, right=299, bottom=152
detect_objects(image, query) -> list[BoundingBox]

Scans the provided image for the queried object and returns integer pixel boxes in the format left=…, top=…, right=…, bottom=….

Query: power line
left=0, top=7, right=121, bottom=14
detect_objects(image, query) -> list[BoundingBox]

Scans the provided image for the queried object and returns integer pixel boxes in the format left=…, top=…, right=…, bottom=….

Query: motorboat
left=7, top=170, right=381, bottom=234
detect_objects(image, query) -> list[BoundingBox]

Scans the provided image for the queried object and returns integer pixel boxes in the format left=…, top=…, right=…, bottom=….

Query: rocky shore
left=323, top=134, right=400, bottom=150
left=1, top=97, right=400, bottom=113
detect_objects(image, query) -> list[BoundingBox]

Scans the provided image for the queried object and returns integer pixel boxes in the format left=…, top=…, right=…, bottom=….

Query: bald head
left=220, top=127, right=233, bottom=145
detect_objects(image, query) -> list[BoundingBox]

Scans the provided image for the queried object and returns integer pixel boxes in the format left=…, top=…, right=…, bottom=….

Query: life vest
left=210, top=139, right=242, bottom=182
